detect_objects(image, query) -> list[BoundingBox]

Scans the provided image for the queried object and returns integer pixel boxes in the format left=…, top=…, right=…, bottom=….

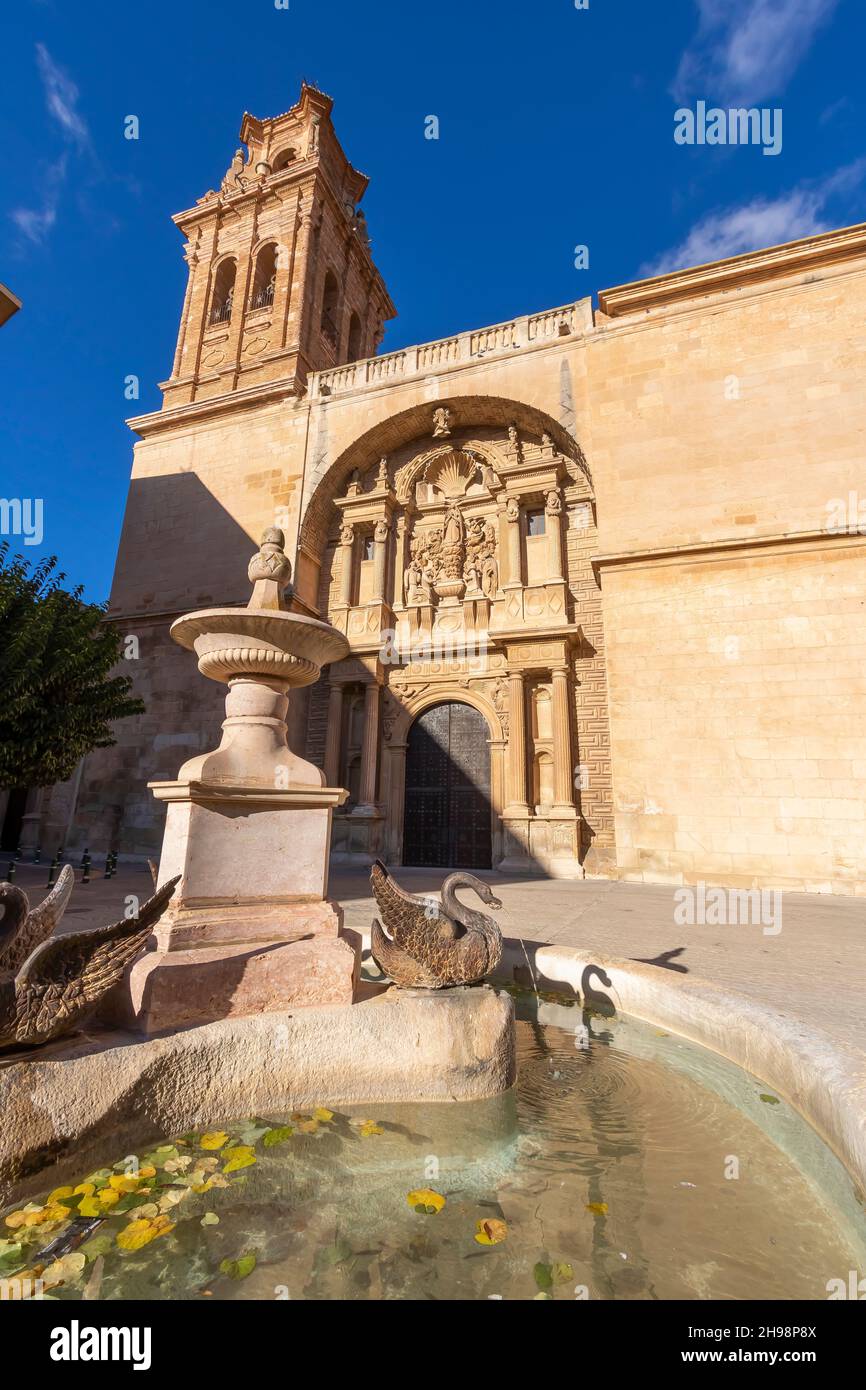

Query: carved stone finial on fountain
left=247, top=527, right=293, bottom=610
left=117, top=525, right=356, bottom=1036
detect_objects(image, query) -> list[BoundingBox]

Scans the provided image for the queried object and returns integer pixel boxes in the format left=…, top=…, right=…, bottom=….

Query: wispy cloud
left=10, top=156, right=67, bottom=244
left=674, top=0, right=840, bottom=106
left=10, top=46, right=90, bottom=247
left=641, top=160, right=866, bottom=276
left=35, top=42, right=91, bottom=149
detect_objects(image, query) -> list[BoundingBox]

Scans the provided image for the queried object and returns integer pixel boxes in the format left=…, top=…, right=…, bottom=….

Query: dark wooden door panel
left=403, top=702, right=491, bottom=869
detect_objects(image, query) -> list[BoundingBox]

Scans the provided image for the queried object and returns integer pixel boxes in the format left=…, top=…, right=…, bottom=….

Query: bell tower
left=162, top=84, right=395, bottom=408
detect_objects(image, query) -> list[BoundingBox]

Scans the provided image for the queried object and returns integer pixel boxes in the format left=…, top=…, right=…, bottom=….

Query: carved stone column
left=546, top=489, right=565, bottom=582
left=372, top=517, right=389, bottom=604
left=504, top=670, right=529, bottom=815
left=505, top=498, right=522, bottom=587
left=339, top=523, right=354, bottom=607
left=551, top=665, right=574, bottom=810
left=392, top=515, right=408, bottom=609
left=323, top=681, right=345, bottom=786
left=357, top=681, right=381, bottom=813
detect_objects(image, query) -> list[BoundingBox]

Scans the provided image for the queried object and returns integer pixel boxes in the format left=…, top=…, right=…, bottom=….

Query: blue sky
left=1, top=0, right=863, bottom=601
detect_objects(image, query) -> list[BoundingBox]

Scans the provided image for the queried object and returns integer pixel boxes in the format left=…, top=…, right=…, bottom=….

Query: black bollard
left=46, top=855, right=58, bottom=888
left=81, top=851, right=91, bottom=885
left=33, top=844, right=41, bottom=864
left=7, top=861, right=15, bottom=882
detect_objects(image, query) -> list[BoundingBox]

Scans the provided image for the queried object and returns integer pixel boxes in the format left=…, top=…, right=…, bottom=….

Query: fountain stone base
left=106, top=778, right=358, bottom=1036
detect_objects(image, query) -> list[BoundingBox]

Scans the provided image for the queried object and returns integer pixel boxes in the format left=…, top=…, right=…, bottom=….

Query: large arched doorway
left=403, top=702, right=492, bottom=869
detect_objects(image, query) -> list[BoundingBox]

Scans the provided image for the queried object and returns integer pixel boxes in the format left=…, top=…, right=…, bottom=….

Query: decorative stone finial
left=247, top=528, right=293, bottom=611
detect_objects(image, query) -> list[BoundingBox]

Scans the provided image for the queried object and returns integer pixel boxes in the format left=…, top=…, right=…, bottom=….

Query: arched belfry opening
left=403, top=702, right=492, bottom=869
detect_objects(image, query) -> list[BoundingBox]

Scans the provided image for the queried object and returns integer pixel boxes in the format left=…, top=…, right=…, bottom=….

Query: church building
left=40, top=85, right=866, bottom=892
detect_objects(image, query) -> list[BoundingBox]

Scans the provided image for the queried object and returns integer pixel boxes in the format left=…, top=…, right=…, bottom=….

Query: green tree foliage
left=0, top=543, right=144, bottom=788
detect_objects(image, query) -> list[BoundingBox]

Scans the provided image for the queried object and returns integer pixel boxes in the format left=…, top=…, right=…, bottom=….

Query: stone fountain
left=115, top=528, right=358, bottom=1034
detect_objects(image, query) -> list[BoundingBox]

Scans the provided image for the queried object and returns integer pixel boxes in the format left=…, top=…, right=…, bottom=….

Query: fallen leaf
left=42, top=1252, right=86, bottom=1288
left=586, top=1202, right=608, bottom=1215
left=222, top=1146, right=257, bottom=1174
left=474, top=1219, right=508, bottom=1246
left=407, top=1189, right=445, bottom=1215
left=116, top=1216, right=175, bottom=1251
left=759, top=1094, right=780, bottom=1106
left=199, top=1132, right=230, bottom=1151
left=262, top=1126, right=293, bottom=1148
left=220, top=1252, right=257, bottom=1279
left=201, top=1212, right=220, bottom=1227
left=359, top=1120, right=384, bottom=1137
left=312, top=1107, right=335, bottom=1123
left=534, top=1262, right=553, bottom=1291
left=551, top=1261, right=574, bottom=1284
left=47, top=1187, right=75, bottom=1204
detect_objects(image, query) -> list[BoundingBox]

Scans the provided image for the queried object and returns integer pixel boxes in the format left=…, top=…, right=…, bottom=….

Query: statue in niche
left=347, top=469, right=362, bottom=497
left=463, top=554, right=482, bottom=596
left=481, top=551, right=499, bottom=598
left=432, top=406, right=451, bottom=438
left=465, top=517, right=499, bottom=600
left=376, top=456, right=389, bottom=488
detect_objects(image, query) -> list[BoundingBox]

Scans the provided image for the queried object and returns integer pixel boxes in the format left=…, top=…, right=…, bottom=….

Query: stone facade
left=40, top=86, right=866, bottom=893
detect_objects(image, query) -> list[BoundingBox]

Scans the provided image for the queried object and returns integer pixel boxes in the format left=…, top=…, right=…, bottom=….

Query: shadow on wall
left=63, top=473, right=267, bottom=858
left=109, top=470, right=265, bottom=616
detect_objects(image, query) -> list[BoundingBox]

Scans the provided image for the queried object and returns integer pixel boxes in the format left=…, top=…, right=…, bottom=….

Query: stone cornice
left=127, top=378, right=304, bottom=438
left=592, top=526, right=866, bottom=574
left=597, top=222, right=866, bottom=320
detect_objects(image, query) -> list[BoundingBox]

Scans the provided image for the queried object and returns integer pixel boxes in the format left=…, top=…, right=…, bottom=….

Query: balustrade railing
left=310, top=299, right=590, bottom=400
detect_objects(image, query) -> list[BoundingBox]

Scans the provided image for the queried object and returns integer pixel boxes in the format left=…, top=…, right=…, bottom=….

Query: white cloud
left=10, top=157, right=67, bottom=244
left=674, top=0, right=839, bottom=105
left=35, top=43, right=90, bottom=149
left=10, top=47, right=89, bottom=246
left=640, top=160, right=866, bottom=276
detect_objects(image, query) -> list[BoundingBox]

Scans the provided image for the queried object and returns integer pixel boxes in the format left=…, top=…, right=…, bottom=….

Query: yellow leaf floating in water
left=585, top=1202, right=608, bottom=1216
left=407, top=1188, right=445, bottom=1215
left=42, top=1252, right=87, bottom=1288
left=312, top=1107, right=335, bottom=1123
left=201, top=1212, right=220, bottom=1227
left=109, top=1174, right=141, bottom=1193
left=358, top=1120, right=384, bottom=1138
left=222, top=1146, right=257, bottom=1174
left=474, top=1219, right=508, bottom=1246
left=46, top=1187, right=75, bottom=1204
left=116, top=1216, right=175, bottom=1251
left=200, top=1131, right=230, bottom=1150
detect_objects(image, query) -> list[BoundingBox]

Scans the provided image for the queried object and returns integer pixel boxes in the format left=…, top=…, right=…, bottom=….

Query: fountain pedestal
left=113, top=529, right=358, bottom=1036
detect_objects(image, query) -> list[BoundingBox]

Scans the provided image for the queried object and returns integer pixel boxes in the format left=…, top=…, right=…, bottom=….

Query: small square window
left=526, top=509, right=546, bottom=537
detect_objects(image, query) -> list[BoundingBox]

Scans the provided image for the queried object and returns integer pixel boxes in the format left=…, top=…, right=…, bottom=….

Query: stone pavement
left=7, top=858, right=865, bottom=1053
left=333, top=865, right=866, bottom=1047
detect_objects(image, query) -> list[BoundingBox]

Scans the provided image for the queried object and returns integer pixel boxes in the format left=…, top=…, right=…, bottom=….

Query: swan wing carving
left=370, top=859, right=503, bottom=989
left=0, top=883, right=30, bottom=972
left=0, top=865, right=75, bottom=975
left=0, top=876, right=179, bottom=1050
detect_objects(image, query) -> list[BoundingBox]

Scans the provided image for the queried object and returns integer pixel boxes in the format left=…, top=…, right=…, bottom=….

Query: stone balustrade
left=309, top=299, right=592, bottom=401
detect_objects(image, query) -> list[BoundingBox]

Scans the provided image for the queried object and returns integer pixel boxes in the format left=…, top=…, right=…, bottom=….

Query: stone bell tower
left=162, top=84, right=395, bottom=407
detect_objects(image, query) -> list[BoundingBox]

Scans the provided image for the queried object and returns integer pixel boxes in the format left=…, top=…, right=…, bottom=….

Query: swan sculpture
left=0, top=864, right=75, bottom=975
left=0, top=876, right=179, bottom=1051
left=370, top=859, right=503, bottom=989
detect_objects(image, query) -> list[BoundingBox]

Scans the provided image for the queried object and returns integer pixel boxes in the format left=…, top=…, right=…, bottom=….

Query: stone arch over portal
left=297, top=393, right=593, bottom=566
